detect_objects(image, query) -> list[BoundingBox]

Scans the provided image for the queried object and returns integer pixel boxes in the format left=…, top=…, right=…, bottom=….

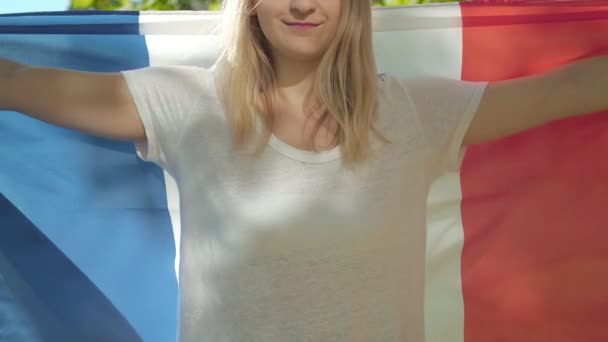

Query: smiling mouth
left=284, top=21, right=321, bottom=28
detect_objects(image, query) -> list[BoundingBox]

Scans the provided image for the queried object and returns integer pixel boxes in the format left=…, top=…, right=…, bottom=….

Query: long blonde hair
left=215, top=0, right=389, bottom=166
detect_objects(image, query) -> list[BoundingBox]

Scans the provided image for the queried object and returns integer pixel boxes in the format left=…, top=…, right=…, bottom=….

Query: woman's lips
left=284, top=21, right=320, bottom=28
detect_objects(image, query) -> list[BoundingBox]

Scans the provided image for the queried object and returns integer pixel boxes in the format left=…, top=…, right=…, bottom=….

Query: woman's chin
left=281, top=48, right=327, bottom=64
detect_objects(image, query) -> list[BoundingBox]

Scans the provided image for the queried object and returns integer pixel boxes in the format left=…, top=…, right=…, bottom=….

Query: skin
left=3, top=1, right=608, bottom=151
left=250, top=0, right=608, bottom=152
left=251, top=0, right=342, bottom=151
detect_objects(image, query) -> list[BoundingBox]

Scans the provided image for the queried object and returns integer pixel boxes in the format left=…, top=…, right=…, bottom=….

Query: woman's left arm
left=464, top=55, right=608, bottom=146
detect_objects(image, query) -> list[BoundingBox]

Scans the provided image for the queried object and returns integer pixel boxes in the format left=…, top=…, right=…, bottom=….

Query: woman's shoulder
left=376, top=73, right=414, bottom=106
left=150, top=64, right=216, bottom=90
left=377, top=72, right=432, bottom=92
left=378, top=72, right=470, bottom=105
left=125, top=64, right=216, bottom=92
left=376, top=72, right=421, bottom=97
left=121, top=64, right=223, bottom=125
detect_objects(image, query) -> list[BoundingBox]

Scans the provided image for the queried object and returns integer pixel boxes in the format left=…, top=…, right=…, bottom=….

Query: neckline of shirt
left=254, top=116, right=342, bottom=164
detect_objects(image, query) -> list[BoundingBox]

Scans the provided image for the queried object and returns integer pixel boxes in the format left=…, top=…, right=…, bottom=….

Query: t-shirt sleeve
left=120, top=65, right=206, bottom=170
left=398, top=76, right=488, bottom=175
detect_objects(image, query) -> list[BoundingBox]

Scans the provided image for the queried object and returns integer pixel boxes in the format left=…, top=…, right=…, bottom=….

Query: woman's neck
left=258, top=55, right=338, bottom=152
left=272, top=55, right=321, bottom=113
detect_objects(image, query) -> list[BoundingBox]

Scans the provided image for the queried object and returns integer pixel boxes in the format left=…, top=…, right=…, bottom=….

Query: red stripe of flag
left=460, top=1, right=608, bottom=341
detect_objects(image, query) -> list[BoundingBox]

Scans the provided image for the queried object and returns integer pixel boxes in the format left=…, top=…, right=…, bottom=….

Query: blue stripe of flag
left=0, top=193, right=142, bottom=342
left=0, top=11, right=140, bottom=35
left=0, top=11, right=178, bottom=342
left=0, top=10, right=139, bottom=17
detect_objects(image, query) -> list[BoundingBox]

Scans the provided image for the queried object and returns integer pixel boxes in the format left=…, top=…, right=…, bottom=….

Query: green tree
left=71, top=0, right=220, bottom=11
left=71, top=0, right=460, bottom=11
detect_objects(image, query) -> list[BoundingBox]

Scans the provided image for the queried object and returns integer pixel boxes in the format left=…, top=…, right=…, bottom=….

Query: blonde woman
left=1, top=0, right=607, bottom=340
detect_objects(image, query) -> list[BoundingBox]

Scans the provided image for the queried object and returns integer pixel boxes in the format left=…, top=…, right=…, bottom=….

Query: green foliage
left=71, top=0, right=460, bottom=11
left=70, top=0, right=219, bottom=10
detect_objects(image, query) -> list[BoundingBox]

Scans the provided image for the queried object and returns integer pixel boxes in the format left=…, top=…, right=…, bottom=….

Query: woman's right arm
left=0, top=57, right=146, bottom=142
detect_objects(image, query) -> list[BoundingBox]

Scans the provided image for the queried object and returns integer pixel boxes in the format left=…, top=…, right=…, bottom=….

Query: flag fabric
left=1, top=2, right=607, bottom=341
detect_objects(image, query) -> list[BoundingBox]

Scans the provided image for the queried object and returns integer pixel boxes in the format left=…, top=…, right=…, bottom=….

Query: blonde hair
left=215, top=0, right=389, bottom=166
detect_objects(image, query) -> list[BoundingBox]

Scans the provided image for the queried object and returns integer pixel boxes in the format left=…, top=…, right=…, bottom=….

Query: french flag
left=1, top=2, right=607, bottom=341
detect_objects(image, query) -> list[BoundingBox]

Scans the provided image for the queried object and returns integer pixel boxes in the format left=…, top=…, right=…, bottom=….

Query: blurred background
left=0, top=0, right=461, bottom=14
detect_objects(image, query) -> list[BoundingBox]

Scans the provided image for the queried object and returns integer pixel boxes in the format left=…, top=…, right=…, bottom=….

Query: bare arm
left=0, top=58, right=146, bottom=142
left=465, top=55, right=608, bottom=146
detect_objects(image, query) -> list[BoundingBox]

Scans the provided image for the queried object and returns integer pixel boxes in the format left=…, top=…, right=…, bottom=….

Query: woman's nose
left=290, top=0, right=316, bottom=17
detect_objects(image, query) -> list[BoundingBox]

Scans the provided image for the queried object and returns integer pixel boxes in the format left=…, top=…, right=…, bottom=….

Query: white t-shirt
left=121, top=65, right=487, bottom=342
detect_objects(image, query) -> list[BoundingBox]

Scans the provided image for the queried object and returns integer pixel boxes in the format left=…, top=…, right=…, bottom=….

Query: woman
left=1, top=0, right=607, bottom=340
